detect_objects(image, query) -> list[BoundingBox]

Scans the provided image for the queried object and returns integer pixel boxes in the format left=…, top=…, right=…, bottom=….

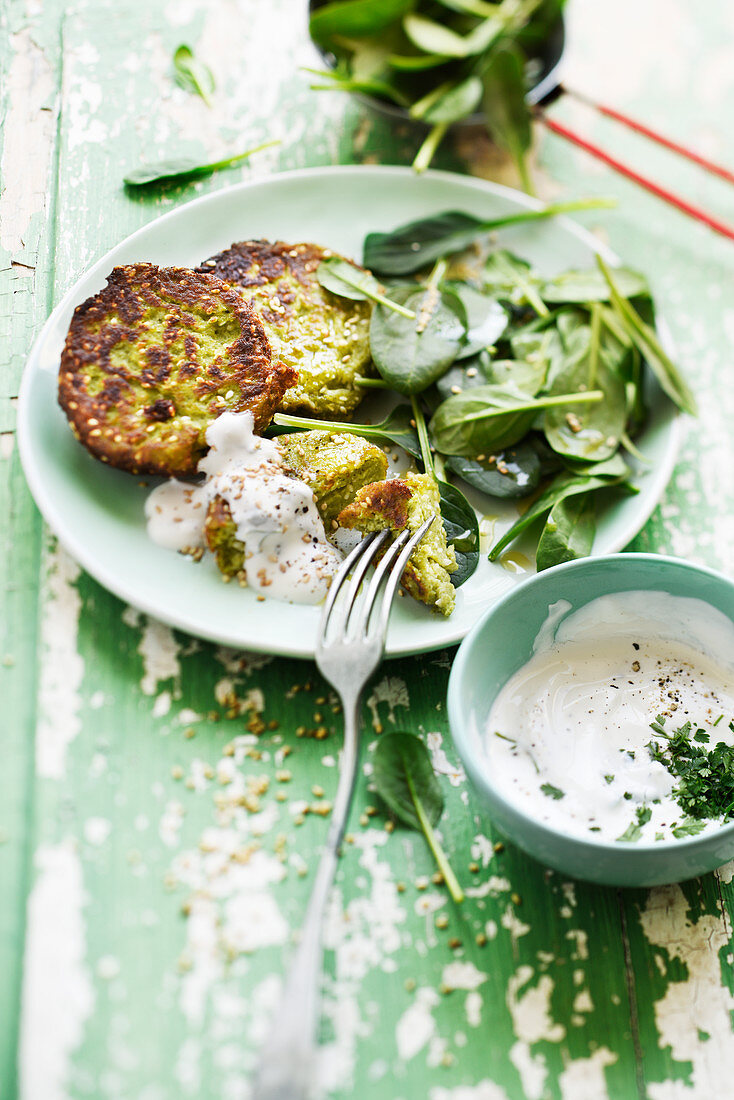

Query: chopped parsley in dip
left=485, top=591, right=734, bottom=843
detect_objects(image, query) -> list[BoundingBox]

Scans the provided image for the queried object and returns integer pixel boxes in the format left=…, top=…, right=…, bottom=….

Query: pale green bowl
left=447, top=554, right=734, bottom=887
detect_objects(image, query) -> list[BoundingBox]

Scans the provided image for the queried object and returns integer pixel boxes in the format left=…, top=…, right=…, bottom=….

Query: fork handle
left=251, top=689, right=362, bottom=1100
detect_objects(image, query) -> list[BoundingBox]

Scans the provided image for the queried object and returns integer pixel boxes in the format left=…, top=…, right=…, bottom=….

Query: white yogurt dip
left=145, top=412, right=341, bottom=604
left=485, top=591, right=734, bottom=842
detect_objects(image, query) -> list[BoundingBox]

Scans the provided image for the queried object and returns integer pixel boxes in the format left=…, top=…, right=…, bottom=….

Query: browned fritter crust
left=58, top=263, right=296, bottom=476
left=196, top=240, right=327, bottom=314
left=337, top=480, right=412, bottom=531
left=196, top=240, right=373, bottom=417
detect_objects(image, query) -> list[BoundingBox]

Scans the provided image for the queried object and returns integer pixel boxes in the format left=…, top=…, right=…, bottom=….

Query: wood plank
left=6, top=0, right=734, bottom=1097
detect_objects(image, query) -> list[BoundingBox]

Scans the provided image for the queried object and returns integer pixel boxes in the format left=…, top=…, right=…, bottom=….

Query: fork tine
left=354, top=515, right=436, bottom=640
left=318, top=529, right=390, bottom=645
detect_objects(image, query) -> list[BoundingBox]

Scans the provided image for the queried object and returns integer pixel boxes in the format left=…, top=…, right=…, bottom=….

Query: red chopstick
left=564, top=88, right=734, bottom=187
left=536, top=105, right=734, bottom=243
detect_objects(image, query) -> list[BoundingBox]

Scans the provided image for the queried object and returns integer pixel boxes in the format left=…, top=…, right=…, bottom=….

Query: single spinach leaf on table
left=372, top=731, right=463, bottom=903
left=123, top=141, right=278, bottom=187
left=437, top=479, right=479, bottom=586
left=445, top=440, right=542, bottom=499
left=535, top=492, right=596, bottom=571
left=370, top=284, right=465, bottom=394
left=173, top=44, right=215, bottom=106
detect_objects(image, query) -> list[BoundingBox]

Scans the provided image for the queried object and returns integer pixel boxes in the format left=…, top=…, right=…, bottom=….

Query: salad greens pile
left=307, top=0, right=567, bottom=183
left=275, top=203, right=694, bottom=586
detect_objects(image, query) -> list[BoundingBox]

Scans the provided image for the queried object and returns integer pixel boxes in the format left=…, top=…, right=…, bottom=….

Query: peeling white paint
left=426, top=731, right=466, bottom=787
left=442, top=961, right=488, bottom=992
left=19, top=841, right=94, bottom=1100
left=470, top=834, right=495, bottom=868
left=83, top=817, right=111, bottom=846
left=1, top=29, right=56, bottom=256
left=507, top=967, right=565, bottom=1044
left=559, top=1046, right=617, bottom=1100
left=430, top=1082, right=511, bottom=1100
left=465, top=991, right=482, bottom=1027
left=396, top=987, right=440, bottom=1060
left=565, top=928, right=589, bottom=960
left=641, top=884, right=734, bottom=1095
left=509, top=1041, right=547, bottom=1100
left=501, top=905, right=531, bottom=940
left=366, top=676, right=410, bottom=729
left=138, top=619, right=181, bottom=696
left=36, top=543, right=84, bottom=780
left=159, top=800, right=185, bottom=848
left=319, top=830, right=406, bottom=1090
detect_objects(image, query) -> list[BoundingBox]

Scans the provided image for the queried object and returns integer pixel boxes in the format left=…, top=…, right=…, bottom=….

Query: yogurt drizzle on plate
left=486, top=591, right=734, bottom=842
left=145, top=411, right=341, bottom=604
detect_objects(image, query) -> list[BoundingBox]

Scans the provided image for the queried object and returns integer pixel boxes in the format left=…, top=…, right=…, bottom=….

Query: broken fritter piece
left=196, top=240, right=373, bottom=418
left=337, top=472, right=458, bottom=617
left=275, top=431, right=388, bottom=527
left=204, top=429, right=389, bottom=578
left=58, top=262, right=296, bottom=476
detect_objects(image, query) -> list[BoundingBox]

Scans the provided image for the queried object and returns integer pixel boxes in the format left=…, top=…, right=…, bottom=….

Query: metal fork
left=252, top=516, right=435, bottom=1100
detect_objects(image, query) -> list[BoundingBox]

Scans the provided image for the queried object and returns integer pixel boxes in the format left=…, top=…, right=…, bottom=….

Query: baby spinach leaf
left=173, top=44, right=215, bottom=107
left=435, top=350, right=494, bottom=401
left=431, top=384, right=540, bottom=455
left=597, top=254, right=697, bottom=416
left=543, top=337, right=628, bottom=463
left=403, top=12, right=478, bottom=57
left=123, top=141, right=278, bottom=187
left=306, top=67, right=410, bottom=106
left=362, top=200, right=616, bottom=276
left=438, top=479, right=479, bottom=586
left=535, top=492, right=596, bottom=571
left=373, top=731, right=463, bottom=903
left=370, top=285, right=465, bottom=394
left=481, top=42, right=532, bottom=192
left=431, top=384, right=603, bottom=456
left=488, top=468, right=628, bottom=561
left=539, top=266, right=649, bottom=304
left=309, top=0, right=413, bottom=42
left=442, top=282, right=509, bottom=358
left=435, top=0, right=501, bottom=14
left=435, top=351, right=546, bottom=403
left=412, top=76, right=484, bottom=124
left=445, top=440, right=542, bottom=499
left=483, top=249, right=537, bottom=296
left=317, top=258, right=415, bottom=317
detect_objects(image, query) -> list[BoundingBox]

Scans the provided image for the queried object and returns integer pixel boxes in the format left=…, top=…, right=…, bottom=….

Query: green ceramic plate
left=18, top=166, right=680, bottom=657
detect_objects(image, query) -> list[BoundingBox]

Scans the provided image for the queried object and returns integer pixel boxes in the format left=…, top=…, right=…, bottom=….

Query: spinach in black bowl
left=307, top=0, right=566, bottom=185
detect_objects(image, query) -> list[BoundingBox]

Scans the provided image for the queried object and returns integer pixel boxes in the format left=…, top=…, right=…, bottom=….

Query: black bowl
left=307, top=3, right=565, bottom=130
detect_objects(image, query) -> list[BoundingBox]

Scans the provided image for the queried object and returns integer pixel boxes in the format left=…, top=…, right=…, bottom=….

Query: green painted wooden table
left=3, top=1, right=734, bottom=1097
